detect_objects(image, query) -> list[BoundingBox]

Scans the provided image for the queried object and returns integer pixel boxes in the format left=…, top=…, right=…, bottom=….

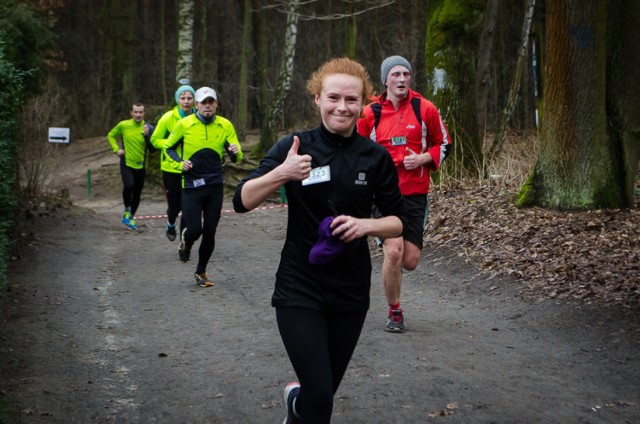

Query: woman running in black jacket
left=233, top=57, right=406, bottom=424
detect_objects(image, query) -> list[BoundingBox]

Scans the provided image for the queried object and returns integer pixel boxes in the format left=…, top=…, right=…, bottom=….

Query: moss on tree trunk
left=517, top=0, right=634, bottom=210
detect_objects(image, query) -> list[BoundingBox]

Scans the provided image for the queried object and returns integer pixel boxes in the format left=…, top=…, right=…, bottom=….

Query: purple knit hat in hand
left=309, top=216, right=360, bottom=265
left=309, top=217, right=343, bottom=265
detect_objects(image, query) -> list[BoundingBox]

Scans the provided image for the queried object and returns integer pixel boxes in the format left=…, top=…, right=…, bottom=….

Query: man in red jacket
left=358, top=55, right=451, bottom=333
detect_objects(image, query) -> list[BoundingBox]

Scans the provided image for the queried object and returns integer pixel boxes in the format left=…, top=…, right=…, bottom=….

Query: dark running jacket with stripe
left=165, top=113, right=243, bottom=189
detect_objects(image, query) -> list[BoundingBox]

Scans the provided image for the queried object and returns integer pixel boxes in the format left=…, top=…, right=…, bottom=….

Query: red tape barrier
left=135, top=203, right=288, bottom=220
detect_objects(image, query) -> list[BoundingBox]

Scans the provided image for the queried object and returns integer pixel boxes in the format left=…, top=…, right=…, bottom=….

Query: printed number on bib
left=391, top=136, right=407, bottom=146
left=302, top=165, right=331, bottom=186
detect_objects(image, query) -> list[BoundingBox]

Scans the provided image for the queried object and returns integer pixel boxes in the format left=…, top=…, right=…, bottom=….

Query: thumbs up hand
left=403, top=147, right=423, bottom=170
left=281, top=136, right=313, bottom=181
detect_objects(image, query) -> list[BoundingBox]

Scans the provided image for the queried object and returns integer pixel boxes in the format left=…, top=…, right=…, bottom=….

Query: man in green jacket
left=165, top=87, right=242, bottom=287
left=107, top=103, right=154, bottom=230
left=151, top=85, right=196, bottom=241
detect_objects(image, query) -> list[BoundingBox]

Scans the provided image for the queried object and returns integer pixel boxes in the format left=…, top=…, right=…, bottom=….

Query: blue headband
left=175, top=85, right=195, bottom=104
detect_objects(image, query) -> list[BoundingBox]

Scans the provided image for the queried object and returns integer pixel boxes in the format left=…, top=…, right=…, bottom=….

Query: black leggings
left=276, top=307, right=367, bottom=424
left=181, top=184, right=223, bottom=275
left=120, top=162, right=145, bottom=216
left=162, top=171, right=184, bottom=231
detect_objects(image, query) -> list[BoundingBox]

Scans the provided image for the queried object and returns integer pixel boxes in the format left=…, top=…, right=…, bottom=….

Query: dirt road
left=1, top=138, right=639, bottom=423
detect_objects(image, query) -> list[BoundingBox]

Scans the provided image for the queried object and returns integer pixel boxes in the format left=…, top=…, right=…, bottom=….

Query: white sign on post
left=48, top=127, right=70, bottom=144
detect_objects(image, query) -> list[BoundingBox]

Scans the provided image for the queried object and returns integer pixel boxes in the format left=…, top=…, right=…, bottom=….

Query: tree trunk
left=517, top=1, right=626, bottom=209
left=139, top=0, right=155, bottom=103
left=474, top=0, right=499, bottom=142
left=324, top=0, right=333, bottom=58
left=606, top=2, right=640, bottom=207
left=121, top=1, right=134, bottom=108
left=252, top=1, right=268, bottom=131
left=102, top=1, right=114, bottom=110
left=258, top=0, right=300, bottom=153
left=409, top=0, right=423, bottom=90
left=197, top=2, right=218, bottom=86
left=105, top=0, right=135, bottom=113
left=425, top=0, right=484, bottom=177
left=237, top=0, right=251, bottom=142
left=159, top=0, right=168, bottom=106
left=176, top=0, right=194, bottom=82
left=488, top=0, right=535, bottom=161
left=346, top=13, right=357, bottom=59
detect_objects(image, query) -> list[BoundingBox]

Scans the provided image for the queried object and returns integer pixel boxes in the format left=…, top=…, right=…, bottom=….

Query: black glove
left=224, top=141, right=237, bottom=163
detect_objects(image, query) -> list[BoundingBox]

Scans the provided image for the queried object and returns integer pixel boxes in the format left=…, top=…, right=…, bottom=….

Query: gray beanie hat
left=380, top=55, right=412, bottom=85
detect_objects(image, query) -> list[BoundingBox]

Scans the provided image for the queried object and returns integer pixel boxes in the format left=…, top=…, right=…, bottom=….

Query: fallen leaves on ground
left=424, top=185, right=640, bottom=308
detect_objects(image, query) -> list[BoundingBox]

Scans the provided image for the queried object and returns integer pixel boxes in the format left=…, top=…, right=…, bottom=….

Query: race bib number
left=391, top=136, right=407, bottom=146
left=302, top=165, right=331, bottom=186
left=193, top=178, right=205, bottom=187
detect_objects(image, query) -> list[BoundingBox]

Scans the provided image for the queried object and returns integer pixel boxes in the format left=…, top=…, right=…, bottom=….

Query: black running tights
left=162, top=171, right=184, bottom=231
left=181, top=184, right=223, bottom=275
left=276, top=307, right=367, bottom=424
left=120, top=162, right=145, bottom=216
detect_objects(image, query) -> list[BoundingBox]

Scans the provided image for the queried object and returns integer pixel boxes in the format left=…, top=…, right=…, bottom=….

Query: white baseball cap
left=195, top=87, right=218, bottom=102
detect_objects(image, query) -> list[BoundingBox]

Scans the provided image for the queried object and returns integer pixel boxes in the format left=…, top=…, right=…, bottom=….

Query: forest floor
left=0, top=136, right=639, bottom=423
left=425, top=184, right=640, bottom=309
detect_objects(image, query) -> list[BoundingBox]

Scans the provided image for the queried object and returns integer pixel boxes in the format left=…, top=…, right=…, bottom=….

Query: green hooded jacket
left=150, top=106, right=195, bottom=173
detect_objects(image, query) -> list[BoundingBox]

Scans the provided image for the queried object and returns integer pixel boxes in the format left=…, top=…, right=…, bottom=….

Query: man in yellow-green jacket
left=165, top=86, right=242, bottom=287
left=107, top=103, right=154, bottom=230
left=150, top=85, right=196, bottom=241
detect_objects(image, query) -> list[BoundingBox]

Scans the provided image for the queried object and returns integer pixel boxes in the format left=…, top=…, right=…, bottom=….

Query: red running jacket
left=357, top=89, right=451, bottom=195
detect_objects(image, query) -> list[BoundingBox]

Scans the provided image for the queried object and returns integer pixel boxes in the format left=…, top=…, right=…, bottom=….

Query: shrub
left=0, top=44, right=25, bottom=291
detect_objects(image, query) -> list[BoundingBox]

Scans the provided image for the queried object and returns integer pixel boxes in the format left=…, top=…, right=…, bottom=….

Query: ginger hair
left=306, top=57, right=374, bottom=104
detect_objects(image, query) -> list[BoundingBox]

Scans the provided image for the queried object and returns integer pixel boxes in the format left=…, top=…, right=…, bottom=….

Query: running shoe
left=121, top=211, right=131, bottom=225
left=166, top=224, right=176, bottom=241
left=127, top=218, right=138, bottom=230
left=282, top=381, right=300, bottom=424
left=194, top=272, right=215, bottom=288
left=385, top=308, right=406, bottom=333
left=178, top=228, right=191, bottom=262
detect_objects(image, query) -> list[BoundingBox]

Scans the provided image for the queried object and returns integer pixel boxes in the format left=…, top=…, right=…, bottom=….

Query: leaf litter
left=424, top=186, right=640, bottom=308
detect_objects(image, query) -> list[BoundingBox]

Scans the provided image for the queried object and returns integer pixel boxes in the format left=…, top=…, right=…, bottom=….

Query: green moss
left=0, top=389, right=15, bottom=423
left=593, top=182, right=624, bottom=208
left=428, top=0, right=484, bottom=52
left=515, top=172, right=536, bottom=208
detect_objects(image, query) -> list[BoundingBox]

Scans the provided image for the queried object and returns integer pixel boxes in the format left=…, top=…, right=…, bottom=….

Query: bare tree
left=176, top=0, right=194, bottom=82
left=252, top=0, right=269, bottom=131
left=258, top=0, right=300, bottom=152
left=474, top=0, right=499, bottom=143
left=606, top=1, right=640, bottom=207
left=237, top=0, right=252, bottom=142
left=17, top=78, right=71, bottom=199
left=159, top=0, right=168, bottom=105
left=104, top=0, right=136, bottom=113
left=487, top=0, right=535, bottom=161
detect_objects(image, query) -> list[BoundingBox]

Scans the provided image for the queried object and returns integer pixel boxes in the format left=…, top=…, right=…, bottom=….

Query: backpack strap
left=371, top=97, right=423, bottom=130
left=371, top=102, right=382, bottom=130
left=410, top=97, right=423, bottom=127
left=410, top=97, right=429, bottom=152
